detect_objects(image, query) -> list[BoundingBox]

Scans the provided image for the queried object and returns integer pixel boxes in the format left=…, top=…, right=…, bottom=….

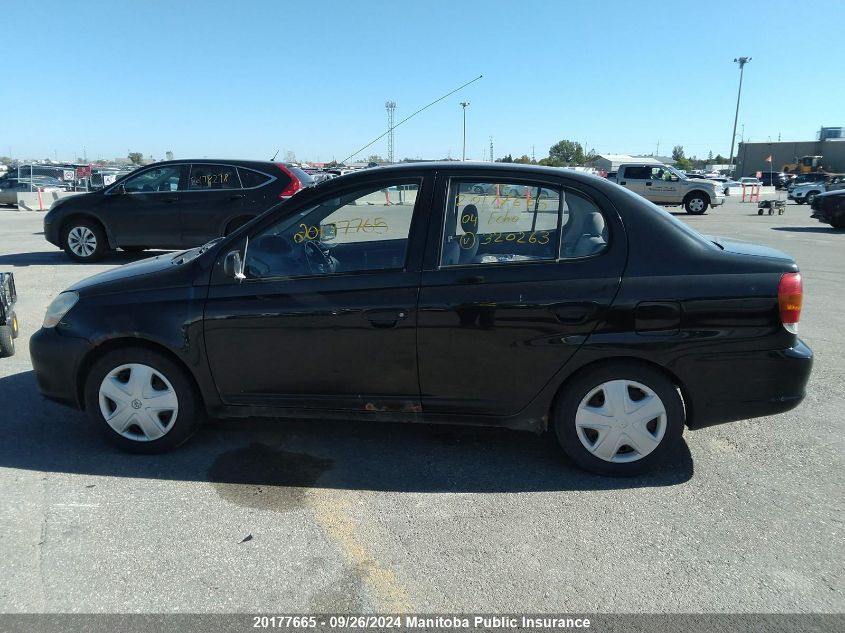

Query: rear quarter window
left=238, top=168, right=272, bottom=189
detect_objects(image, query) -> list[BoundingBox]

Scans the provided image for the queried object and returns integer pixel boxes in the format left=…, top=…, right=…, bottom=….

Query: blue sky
left=4, top=0, right=843, bottom=163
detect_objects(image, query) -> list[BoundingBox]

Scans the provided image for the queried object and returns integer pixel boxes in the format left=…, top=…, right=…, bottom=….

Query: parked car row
left=788, top=173, right=844, bottom=205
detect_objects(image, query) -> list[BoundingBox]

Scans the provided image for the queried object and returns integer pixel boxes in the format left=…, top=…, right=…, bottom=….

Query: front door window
left=243, top=181, right=420, bottom=279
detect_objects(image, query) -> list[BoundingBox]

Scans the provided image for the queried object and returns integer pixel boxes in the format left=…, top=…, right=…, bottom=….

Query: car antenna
left=341, top=74, right=483, bottom=164
left=270, top=149, right=279, bottom=161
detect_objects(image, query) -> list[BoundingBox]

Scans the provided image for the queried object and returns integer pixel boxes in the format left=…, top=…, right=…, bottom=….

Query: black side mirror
left=113, top=183, right=126, bottom=195
left=223, top=250, right=243, bottom=279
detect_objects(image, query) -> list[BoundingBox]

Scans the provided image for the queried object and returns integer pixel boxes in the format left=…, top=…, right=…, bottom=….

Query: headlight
left=43, top=292, right=79, bottom=328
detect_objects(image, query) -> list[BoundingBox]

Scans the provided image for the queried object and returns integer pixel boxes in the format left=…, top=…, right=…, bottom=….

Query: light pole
left=728, top=57, right=751, bottom=173
left=460, top=102, right=470, bottom=161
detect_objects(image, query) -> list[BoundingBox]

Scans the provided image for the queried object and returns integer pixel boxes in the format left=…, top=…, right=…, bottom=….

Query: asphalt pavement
left=0, top=193, right=842, bottom=614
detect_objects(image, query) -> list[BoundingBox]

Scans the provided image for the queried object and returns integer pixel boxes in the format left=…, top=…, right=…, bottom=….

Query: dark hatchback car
left=30, top=163, right=812, bottom=476
left=810, top=189, right=845, bottom=228
left=42, top=159, right=313, bottom=262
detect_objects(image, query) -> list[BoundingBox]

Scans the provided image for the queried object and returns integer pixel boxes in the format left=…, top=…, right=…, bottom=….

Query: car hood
left=705, top=235, right=794, bottom=262
left=67, top=251, right=185, bottom=293
left=815, top=189, right=845, bottom=200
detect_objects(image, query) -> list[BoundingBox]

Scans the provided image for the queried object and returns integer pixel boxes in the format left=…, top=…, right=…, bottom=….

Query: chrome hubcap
left=67, top=226, right=97, bottom=257
left=689, top=198, right=705, bottom=212
left=575, top=380, right=667, bottom=463
left=98, top=363, right=179, bottom=442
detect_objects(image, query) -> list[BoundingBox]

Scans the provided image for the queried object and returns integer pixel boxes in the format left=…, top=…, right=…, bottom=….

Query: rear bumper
left=680, top=339, right=813, bottom=430
left=29, top=327, right=91, bottom=408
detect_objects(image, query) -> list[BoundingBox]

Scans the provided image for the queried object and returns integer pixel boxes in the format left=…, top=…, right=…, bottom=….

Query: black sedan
left=42, top=159, right=314, bottom=262
left=810, top=189, right=845, bottom=228
left=29, top=163, right=812, bottom=476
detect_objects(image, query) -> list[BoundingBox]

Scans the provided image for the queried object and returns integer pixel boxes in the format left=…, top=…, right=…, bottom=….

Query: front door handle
left=620, top=181, right=626, bottom=185
left=365, top=309, right=408, bottom=328
left=645, top=182, right=652, bottom=186
left=551, top=302, right=599, bottom=325
left=227, top=194, right=246, bottom=201
left=161, top=197, right=179, bottom=203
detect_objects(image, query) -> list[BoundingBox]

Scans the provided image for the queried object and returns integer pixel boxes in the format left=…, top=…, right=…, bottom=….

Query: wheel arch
left=548, top=356, right=692, bottom=429
left=683, top=189, right=711, bottom=204
left=223, top=214, right=256, bottom=236
left=75, top=337, right=205, bottom=411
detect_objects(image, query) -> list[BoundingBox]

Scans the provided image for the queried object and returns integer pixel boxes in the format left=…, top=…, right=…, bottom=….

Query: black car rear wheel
left=553, top=363, right=685, bottom=476
left=84, top=347, right=203, bottom=453
left=10, top=311, right=18, bottom=338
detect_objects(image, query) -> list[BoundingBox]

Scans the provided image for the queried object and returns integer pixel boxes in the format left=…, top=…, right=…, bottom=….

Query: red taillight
left=275, top=163, right=302, bottom=199
left=778, top=272, right=803, bottom=332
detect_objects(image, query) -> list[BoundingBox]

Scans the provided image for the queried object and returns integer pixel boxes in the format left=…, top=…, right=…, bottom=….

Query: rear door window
left=440, top=180, right=609, bottom=267
left=189, top=164, right=241, bottom=190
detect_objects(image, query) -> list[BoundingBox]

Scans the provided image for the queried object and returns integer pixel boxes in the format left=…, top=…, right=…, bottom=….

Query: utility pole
left=489, top=136, right=493, bottom=162
left=385, top=101, right=396, bottom=164
left=655, top=141, right=660, bottom=157
left=728, top=56, right=751, bottom=172
left=460, top=102, right=470, bottom=161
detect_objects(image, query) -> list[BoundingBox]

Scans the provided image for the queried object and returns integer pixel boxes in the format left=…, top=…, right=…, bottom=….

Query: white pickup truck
left=615, top=163, right=724, bottom=214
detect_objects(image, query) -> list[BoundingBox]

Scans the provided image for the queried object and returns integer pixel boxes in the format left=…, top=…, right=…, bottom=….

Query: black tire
left=62, top=218, right=107, bottom=262
left=10, top=311, right=19, bottom=338
left=84, top=347, right=203, bottom=453
left=683, top=193, right=709, bottom=215
left=552, top=362, right=685, bottom=476
left=121, top=246, right=147, bottom=253
left=0, top=324, right=13, bottom=357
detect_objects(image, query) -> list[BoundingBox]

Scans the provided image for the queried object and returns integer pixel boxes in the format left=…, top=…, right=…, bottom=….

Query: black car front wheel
left=84, top=348, right=203, bottom=453
left=553, top=363, right=685, bottom=476
left=62, top=218, right=107, bottom=262
left=0, top=322, right=13, bottom=357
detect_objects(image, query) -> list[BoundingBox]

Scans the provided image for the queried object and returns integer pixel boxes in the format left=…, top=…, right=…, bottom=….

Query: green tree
left=127, top=152, right=144, bottom=165
left=538, top=156, right=562, bottom=167
left=707, top=150, right=714, bottom=162
left=513, top=154, right=534, bottom=164
left=366, top=154, right=384, bottom=164
left=671, top=145, right=685, bottom=163
left=549, top=140, right=584, bottom=166
left=495, top=154, right=514, bottom=163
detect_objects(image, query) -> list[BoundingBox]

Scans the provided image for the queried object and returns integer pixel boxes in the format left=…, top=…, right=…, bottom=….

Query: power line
left=341, top=75, right=483, bottom=164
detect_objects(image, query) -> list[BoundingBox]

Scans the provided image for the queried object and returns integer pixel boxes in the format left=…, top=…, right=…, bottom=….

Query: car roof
left=331, top=161, right=608, bottom=185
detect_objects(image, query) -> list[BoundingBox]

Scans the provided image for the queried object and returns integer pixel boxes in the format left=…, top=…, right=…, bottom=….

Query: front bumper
left=680, top=339, right=813, bottom=430
left=29, top=327, right=91, bottom=408
left=711, top=194, right=725, bottom=207
left=43, top=216, right=60, bottom=247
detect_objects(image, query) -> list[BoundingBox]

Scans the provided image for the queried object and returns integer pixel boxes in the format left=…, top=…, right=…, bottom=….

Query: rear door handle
left=161, top=197, right=179, bottom=203
left=365, top=309, right=408, bottom=328
left=620, top=181, right=626, bottom=185
left=227, top=194, right=246, bottom=200
left=645, top=182, right=652, bottom=186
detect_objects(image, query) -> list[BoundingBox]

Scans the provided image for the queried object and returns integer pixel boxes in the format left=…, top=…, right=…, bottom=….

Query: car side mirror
left=670, top=175, right=679, bottom=182
left=113, top=183, right=126, bottom=195
left=223, top=250, right=243, bottom=279
left=320, top=223, right=337, bottom=242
